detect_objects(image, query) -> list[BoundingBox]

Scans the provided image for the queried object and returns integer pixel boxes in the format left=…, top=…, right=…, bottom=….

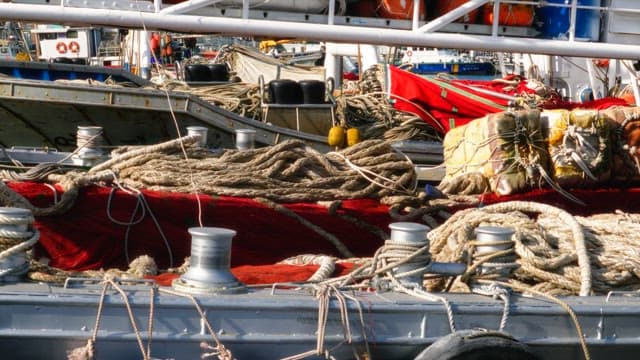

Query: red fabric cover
left=389, top=65, right=512, bottom=134
left=388, top=66, right=629, bottom=135
left=152, top=262, right=356, bottom=286
left=9, top=182, right=391, bottom=272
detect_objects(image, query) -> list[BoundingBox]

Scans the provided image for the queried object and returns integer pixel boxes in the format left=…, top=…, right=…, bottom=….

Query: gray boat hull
left=0, top=281, right=638, bottom=359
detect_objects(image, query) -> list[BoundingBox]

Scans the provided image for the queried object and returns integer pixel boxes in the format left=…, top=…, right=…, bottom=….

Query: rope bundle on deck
left=18, top=136, right=414, bottom=207
left=160, top=81, right=262, bottom=118
left=99, top=137, right=416, bottom=203
left=426, top=200, right=640, bottom=296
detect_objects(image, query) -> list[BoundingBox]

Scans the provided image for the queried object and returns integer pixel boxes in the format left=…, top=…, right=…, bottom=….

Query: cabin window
left=40, top=33, right=57, bottom=40
left=66, top=30, right=79, bottom=39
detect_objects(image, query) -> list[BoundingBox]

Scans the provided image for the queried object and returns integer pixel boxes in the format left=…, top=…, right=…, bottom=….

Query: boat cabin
left=31, top=25, right=122, bottom=66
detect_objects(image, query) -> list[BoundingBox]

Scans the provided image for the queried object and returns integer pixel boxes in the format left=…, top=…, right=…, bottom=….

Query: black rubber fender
left=206, top=63, right=229, bottom=82
left=268, top=79, right=303, bottom=104
left=298, top=79, right=326, bottom=104
left=184, top=64, right=214, bottom=82
left=414, top=330, right=540, bottom=360
left=52, top=57, right=74, bottom=64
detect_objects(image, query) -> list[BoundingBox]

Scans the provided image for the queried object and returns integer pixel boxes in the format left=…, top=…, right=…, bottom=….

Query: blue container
left=537, top=0, right=601, bottom=41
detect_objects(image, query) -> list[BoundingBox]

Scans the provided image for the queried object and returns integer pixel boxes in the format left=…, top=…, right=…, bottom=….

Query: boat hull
left=411, top=61, right=496, bottom=75
left=0, top=60, right=443, bottom=167
left=0, top=281, right=639, bottom=359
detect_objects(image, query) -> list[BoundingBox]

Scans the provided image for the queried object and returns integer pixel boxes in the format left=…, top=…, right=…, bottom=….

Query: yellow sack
left=442, top=109, right=550, bottom=195
left=543, top=109, right=611, bottom=188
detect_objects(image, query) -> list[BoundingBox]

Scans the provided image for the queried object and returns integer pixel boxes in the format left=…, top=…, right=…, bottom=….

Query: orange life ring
left=406, top=50, right=413, bottom=57
left=68, top=41, right=80, bottom=53
left=56, top=42, right=67, bottom=54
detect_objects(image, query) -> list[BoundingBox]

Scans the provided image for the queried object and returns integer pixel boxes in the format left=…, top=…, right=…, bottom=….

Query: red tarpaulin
left=388, top=65, right=629, bottom=135
left=10, top=182, right=392, bottom=272
left=388, top=65, right=512, bottom=133
left=11, top=181, right=640, bottom=284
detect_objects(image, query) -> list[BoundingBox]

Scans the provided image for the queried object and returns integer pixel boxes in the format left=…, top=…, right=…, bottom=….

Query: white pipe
left=160, top=0, right=222, bottom=15
left=139, top=30, right=151, bottom=80
left=623, top=60, right=640, bottom=106
left=325, top=43, right=378, bottom=70
left=324, top=51, right=340, bottom=87
left=3, top=3, right=640, bottom=59
left=417, top=0, right=488, bottom=33
left=586, top=58, right=598, bottom=99
left=569, top=0, right=578, bottom=42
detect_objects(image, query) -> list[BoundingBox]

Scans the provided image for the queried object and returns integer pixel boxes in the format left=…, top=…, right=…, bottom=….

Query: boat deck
left=1, top=280, right=639, bottom=360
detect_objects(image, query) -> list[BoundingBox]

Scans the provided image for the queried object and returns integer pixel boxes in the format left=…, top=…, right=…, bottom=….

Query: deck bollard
left=388, top=222, right=431, bottom=289
left=0, top=207, right=37, bottom=283
left=473, top=226, right=518, bottom=279
left=186, top=126, right=208, bottom=148
left=72, top=126, right=105, bottom=167
left=172, top=227, right=247, bottom=295
left=235, top=129, right=256, bottom=150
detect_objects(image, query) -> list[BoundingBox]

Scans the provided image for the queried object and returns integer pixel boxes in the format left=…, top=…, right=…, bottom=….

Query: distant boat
left=400, top=47, right=497, bottom=75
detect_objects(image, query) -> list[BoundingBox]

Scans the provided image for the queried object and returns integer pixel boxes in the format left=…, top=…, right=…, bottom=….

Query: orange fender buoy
left=56, top=42, right=67, bottom=54
left=328, top=126, right=346, bottom=147
left=68, top=41, right=80, bottom=53
left=346, top=128, right=361, bottom=146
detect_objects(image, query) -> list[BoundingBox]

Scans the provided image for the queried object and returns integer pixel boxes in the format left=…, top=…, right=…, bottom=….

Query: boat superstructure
left=0, top=1, right=638, bottom=103
left=1, top=1, right=640, bottom=360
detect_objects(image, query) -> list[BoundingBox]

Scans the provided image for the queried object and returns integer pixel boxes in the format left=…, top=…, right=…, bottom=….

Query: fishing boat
left=1, top=0, right=640, bottom=359
left=399, top=47, right=497, bottom=75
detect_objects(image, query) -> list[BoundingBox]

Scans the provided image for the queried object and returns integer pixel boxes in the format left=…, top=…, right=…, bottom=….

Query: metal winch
left=0, top=207, right=38, bottom=283
left=186, top=126, right=209, bottom=148
left=385, top=222, right=466, bottom=290
left=235, top=129, right=256, bottom=150
left=71, top=126, right=105, bottom=167
left=472, top=226, right=519, bottom=280
left=172, top=227, right=247, bottom=295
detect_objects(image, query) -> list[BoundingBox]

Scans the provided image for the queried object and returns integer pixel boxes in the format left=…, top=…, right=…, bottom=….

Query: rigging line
left=134, top=0, right=204, bottom=228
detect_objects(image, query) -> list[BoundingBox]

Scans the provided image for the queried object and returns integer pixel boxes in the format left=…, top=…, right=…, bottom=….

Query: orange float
left=55, top=42, right=67, bottom=54
left=68, top=41, right=80, bottom=53
left=377, top=0, right=426, bottom=20
left=433, top=0, right=479, bottom=24
left=482, top=3, right=534, bottom=27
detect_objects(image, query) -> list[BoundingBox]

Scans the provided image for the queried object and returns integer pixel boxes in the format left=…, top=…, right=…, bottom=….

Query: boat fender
left=207, top=64, right=230, bottom=82
left=52, top=57, right=74, bottom=64
left=328, top=126, right=345, bottom=147
left=346, top=127, right=360, bottom=146
left=56, top=42, right=67, bottom=54
left=71, top=58, right=87, bottom=65
left=69, top=41, right=80, bottom=53
left=414, top=330, right=540, bottom=360
left=268, top=79, right=303, bottom=104
left=298, top=79, right=326, bottom=104
left=184, top=64, right=214, bottom=82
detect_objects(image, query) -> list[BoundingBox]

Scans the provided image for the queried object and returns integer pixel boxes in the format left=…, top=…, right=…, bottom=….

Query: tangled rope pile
left=76, top=136, right=419, bottom=204
left=336, top=64, right=443, bottom=143
left=426, top=200, right=640, bottom=296
left=159, top=80, right=262, bottom=118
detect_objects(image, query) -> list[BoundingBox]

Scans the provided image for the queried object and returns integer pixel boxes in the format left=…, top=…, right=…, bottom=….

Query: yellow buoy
left=346, top=128, right=361, bottom=146
left=328, top=126, right=345, bottom=147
